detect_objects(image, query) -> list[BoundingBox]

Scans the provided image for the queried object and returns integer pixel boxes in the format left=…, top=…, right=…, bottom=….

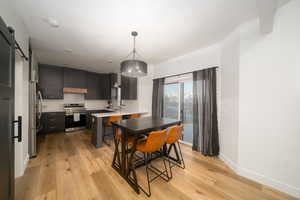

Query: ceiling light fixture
left=44, top=18, right=60, bottom=28
left=120, top=31, right=147, bottom=77
left=64, top=49, right=72, bottom=53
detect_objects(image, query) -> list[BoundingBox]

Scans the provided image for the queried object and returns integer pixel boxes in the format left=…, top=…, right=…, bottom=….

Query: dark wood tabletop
left=111, top=116, right=181, bottom=134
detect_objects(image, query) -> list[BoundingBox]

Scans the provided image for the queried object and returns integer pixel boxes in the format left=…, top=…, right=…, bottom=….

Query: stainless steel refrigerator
left=28, top=51, right=42, bottom=158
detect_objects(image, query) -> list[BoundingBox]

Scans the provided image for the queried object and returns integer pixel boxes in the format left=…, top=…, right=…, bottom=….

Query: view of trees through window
left=164, top=83, right=179, bottom=120
left=164, top=80, right=193, bottom=144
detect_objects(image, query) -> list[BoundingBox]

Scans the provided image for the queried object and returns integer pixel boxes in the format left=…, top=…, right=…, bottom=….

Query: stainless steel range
left=64, top=103, right=87, bottom=132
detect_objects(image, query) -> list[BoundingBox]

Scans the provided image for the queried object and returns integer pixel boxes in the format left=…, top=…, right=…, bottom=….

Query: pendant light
left=120, top=31, right=147, bottom=77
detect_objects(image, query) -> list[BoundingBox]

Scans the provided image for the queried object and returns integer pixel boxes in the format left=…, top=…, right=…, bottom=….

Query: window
left=163, top=73, right=193, bottom=145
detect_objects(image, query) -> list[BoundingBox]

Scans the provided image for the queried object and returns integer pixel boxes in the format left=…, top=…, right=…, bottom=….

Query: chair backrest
left=143, top=129, right=168, bottom=152
left=130, top=114, right=141, bottom=119
left=115, top=127, right=122, bottom=138
left=166, top=125, right=183, bottom=144
left=106, top=115, right=123, bottom=126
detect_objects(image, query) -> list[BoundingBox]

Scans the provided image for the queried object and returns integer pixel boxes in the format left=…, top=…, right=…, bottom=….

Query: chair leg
left=166, top=152, right=173, bottom=179
left=162, top=156, right=170, bottom=181
left=103, top=126, right=111, bottom=146
left=138, top=152, right=151, bottom=197
left=166, top=142, right=186, bottom=178
left=102, top=126, right=106, bottom=143
left=177, top=141, right=185, bottom=169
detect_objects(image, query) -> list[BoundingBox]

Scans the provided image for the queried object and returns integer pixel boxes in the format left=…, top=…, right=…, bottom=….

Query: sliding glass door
left=164, top=83, right=180, bottom=120
left=182, top=80, right=193, bottom=144
left=163, top=75, right=193, bottom=145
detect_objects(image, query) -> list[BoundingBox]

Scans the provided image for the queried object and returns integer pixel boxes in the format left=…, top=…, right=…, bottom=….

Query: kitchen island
left=91, top=110, right=148, bottom=148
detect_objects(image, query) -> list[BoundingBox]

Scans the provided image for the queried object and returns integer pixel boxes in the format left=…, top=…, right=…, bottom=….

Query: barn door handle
left=13, top=116, right=22, bottom=142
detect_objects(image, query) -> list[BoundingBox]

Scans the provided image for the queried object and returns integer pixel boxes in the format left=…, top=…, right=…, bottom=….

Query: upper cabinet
left=86, top=72, right=101, bottom=99
left=98, top=73, right=111, bottom=99
left=109, top=73, right=118, bottom=87
left=121, top=75, right=137, bottom=100
left=63, top=68, right=87, bottom=89
left=86, top=72, right=111, bottom=100
left=38, top=65, right=138, bottom=100
left=38, top=64, right=64, bottom=99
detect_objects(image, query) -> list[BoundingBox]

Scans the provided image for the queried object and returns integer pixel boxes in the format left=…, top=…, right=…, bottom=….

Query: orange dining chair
left=134, top=129, right=170, bottom=197
left=165, top=125, right=185, bottom=178
left=103, top=115, right=123, bottom=145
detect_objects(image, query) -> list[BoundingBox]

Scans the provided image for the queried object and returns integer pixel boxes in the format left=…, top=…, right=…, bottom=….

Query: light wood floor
left=16, top=130, right=298, bottom=200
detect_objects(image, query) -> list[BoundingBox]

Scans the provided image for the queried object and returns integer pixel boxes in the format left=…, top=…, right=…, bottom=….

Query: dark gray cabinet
left=109, top=73, right=118, bottom=87
left=40, top=112, right=65, bottom=134
left=39, top=64, right=137, bottom=100
left=64, top=67, right=87, bottom=88
left=86, top=72, right=111, bottom=100
left=121, top=75, right=137, bottom=100
left=38, top=64, right=64, bottom=99
left=99, top=74, right=111, bottom=99
left=86, top=72, right=101, bottom=99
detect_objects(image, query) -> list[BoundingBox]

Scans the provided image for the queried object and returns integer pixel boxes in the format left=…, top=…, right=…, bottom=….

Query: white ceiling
left=12, top=0, right=286, bottom=73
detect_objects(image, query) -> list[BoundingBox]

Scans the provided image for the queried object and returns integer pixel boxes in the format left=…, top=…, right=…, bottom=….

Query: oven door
left=65, top=112, right=87, bottom=132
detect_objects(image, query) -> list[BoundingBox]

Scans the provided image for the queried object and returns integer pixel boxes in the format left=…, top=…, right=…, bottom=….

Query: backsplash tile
left=42, top=93, right=138, bottom=112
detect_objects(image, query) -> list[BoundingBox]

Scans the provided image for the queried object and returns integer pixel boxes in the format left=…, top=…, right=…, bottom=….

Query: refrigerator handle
left=38, top=91, right=43, bottom=119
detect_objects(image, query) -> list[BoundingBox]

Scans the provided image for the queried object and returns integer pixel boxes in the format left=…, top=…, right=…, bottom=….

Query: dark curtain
left=193, top=68, right=219, bottom=156
left=152, top=78, right=165, bottom=118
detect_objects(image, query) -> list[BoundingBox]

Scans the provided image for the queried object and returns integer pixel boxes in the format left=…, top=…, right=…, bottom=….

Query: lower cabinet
left=41, top=112, right=65, bottom=134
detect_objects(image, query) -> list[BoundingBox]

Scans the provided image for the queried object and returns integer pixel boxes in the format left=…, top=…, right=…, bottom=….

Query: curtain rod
left=155, top=66, right=219, bottom=80
left=15, top=40, right=29, bottom=61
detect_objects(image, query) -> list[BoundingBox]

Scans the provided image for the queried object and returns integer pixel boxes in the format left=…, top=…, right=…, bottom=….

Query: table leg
left=125, top=137, right=139, bottom=193
left=121, top=129, right=127, bottom=175
left=112, top=126, right=121, bottom=171
left=112, top=129, right=140, bottom=194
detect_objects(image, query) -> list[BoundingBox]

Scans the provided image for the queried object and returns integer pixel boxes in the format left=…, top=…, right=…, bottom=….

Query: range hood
left=63, top=88, right=88, bottom=94
left=111, top=73, right=122, bottom=109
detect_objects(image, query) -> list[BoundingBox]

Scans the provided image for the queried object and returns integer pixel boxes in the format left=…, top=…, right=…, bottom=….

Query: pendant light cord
left=121, top=31, right=144, bottom=61
left=133, top=35, right=136, bottom=60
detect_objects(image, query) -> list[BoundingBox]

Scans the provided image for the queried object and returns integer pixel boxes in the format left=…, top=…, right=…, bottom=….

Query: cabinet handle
left=12, top=116, right=22, bottom=142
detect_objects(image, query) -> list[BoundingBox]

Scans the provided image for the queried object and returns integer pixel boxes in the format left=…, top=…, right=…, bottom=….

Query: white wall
left=219, top=30, right=240, bottom=169
left=0, top=0, right=30, bottom=177
left=237, top=1, right=300, bottom=197
left=152, top=1, right=300, bottom=197
left=154, top=44, right=221, bottom=79
left=42, top=93, right=109, bottom=112
left=137, top=64, right=155, bottom=116
left=14, top=55, right=25, bottom=177
left=42, top=94, right=141, bottom=112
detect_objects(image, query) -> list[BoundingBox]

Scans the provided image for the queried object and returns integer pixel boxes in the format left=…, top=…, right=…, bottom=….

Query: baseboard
left=15, top=154, right=29, bottom=178
left=219, top=153, right=238, bottom=171
left=23, top=154, right=29, bottom=170
left=237, top=166, right=300, bottom=198
left=179, top=140, right=192, bottom=146
left=219, top=153, right=300, bottom=198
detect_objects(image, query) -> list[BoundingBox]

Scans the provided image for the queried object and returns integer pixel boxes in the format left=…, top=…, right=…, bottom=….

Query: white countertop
left=91, top=110, right=148, bottom=118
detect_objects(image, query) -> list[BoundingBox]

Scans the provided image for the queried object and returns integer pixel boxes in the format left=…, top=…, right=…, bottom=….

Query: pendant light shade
left=120, top=60, right=147, bottom=77
left=120, top=31, right=147, bottom=77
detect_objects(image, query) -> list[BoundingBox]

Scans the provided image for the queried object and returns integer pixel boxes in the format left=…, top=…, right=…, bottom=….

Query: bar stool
left=165, top=125, right=185, bottom=178
left=103, top=115, right=122, bottom=145
left=130, top=113, right=141, bottom=119
left=135, top=129, right=170, bottom=197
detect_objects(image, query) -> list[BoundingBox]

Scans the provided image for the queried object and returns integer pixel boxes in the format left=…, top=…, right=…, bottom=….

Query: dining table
left=111, top=116, right=181, bottom=194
